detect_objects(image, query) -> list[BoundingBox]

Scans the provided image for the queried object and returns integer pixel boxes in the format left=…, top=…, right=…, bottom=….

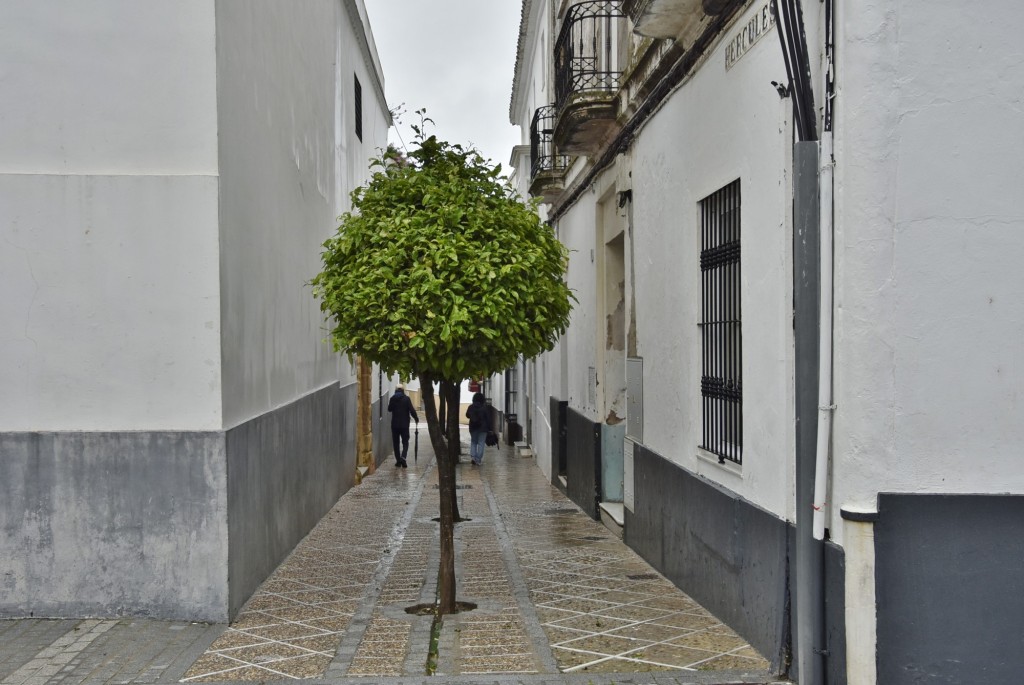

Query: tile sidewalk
left=1, top=429, right=786, bottom=685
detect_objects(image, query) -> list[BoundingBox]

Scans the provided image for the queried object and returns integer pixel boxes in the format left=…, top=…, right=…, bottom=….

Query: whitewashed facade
left=510, top=0, right=1024, bottom=683
left=0, top=0, right=389, bottom=621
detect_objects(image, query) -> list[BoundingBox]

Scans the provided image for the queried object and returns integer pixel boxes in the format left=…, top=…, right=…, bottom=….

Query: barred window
left=699, top=180, right=742, bottom=464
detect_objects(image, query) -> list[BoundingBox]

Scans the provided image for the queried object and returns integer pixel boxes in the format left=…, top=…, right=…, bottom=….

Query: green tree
left=312, top=117, right=573, bottom=614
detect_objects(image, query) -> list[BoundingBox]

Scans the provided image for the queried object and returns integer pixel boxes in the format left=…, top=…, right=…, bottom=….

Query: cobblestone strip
left=433, top=459, right=547, bottom=677
left=324, top=461, right=434, bottom=678
left=395, top=469, right=444, bottom=676
left=345, top=455, right=452, bottom=677
left=0, top=620, right=80, bottom=681
left=401, top=513, right=441, bottom=676
left=1, top=619, right=114, bottom=685
left=480, top=468, right=561, bottom=675
left=1, top=619, right=221, bottom=685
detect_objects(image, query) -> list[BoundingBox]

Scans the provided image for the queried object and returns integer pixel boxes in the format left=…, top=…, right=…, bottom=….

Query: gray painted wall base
left=875, top=493, right=1024, bottom=685
left=0, top=431, right=228, bottom=621
left=824, top=540, right=847, bottom=685
left=549, top=397, right=567, bottom=488
left=624, top=443, right=789, bottom=672
left=565, top=407, right=601, bottom=519
left=1, top=383, right=357, bottom=622
left=785, top=528, right=848, bottom=684
left=227, top=382, right=356, bottom=617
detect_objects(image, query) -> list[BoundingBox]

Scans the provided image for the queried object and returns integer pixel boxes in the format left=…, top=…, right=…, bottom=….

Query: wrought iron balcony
left=529, top=106, right=570, bottom=201
left=553, top=0, right=627, bottom=153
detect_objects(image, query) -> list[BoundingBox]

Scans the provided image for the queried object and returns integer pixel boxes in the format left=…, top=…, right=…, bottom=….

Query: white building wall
left=0, top=1, right=222, bottom=431
left=558, top=198, right=602, bottom=422
left=216, top=0, right=389, bottom=428
left=0, top=1, right=218, bottom=176
left=529, top=1, right=553, bottom=133
left=830, top=0, right=1024, bottom=522
left=531, top=353, right=555, bottom=480
left=510, top=0, right=559, bottom=475
left=630, top=5, right=794, bottom=518
left=512, top=0, right=555, bottom=148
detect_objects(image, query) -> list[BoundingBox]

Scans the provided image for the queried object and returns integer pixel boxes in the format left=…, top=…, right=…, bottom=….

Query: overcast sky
left=363, top=1, right=524, bottom=174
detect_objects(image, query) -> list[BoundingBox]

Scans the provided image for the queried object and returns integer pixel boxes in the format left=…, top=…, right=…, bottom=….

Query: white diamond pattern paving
left=182, top=428, right=773, bottom=680
left=182, top=456, right=427, bottom=681
left=482, top=450, right=772, bottom=675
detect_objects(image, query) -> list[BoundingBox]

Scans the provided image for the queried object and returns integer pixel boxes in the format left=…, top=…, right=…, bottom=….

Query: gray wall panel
left=339, top=383, right=358, bottom=467
left=824, top=540, right=847, bottom=685
left=226, top=383, right=356, bottom=617
left=784, top=529, right=848, bottom=684
left=0, top=431, right=228, bottom=621
left=550, top=396, right=567, bottom=487
left=875, top=494, right=1024, bottom=685
left=565, top=407, right=600, bottom=519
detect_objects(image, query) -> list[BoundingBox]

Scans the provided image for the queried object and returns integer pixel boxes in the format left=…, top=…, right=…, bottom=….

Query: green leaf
left=310, top=114, right=573, bottom=384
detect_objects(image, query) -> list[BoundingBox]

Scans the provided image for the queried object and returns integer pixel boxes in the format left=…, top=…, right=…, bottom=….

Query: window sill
left=696, top=448, right=743, bottom=478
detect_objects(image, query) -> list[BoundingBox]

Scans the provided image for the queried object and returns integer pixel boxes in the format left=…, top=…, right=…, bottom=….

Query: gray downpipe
left=793, top=141, right=826, bottom=683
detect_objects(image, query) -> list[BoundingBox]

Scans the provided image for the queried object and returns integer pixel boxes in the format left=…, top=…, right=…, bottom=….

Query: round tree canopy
left=313, top=126, right=573, bottom=383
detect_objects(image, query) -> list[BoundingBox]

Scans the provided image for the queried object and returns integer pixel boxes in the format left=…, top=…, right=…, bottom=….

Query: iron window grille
left=530, top=106, right=570, bottom=182
left=554, top=0, right=626, bottom=113
left=354, top=74, right=363, bottom=142
left=699, top=180, right=742, bottom=465
left=505, top=367, right=518, bottom=414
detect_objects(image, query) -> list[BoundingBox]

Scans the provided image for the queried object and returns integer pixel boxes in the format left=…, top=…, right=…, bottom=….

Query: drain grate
left=627, top=573, right=658, bottom=580
left=580, top=535, right=607, bottom=541
left=432, top=484, right=472, bottom=489
left=543, top=507, right=577, bottom=515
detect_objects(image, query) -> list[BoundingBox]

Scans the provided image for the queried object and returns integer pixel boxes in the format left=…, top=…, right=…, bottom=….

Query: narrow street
left=2, top=432, right=780, bottom=685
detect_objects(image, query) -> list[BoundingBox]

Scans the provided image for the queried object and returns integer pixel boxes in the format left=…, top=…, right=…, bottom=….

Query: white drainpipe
left=812, top=127, right=834, bottom=541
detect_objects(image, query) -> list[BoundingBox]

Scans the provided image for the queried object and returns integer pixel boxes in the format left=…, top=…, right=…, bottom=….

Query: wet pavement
left=1, top=429, right=783, bottom=685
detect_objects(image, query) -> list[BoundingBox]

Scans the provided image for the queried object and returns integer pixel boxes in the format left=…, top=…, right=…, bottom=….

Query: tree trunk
left=442, top=380, right=462, bottom=523
left=438, top=389, right=447, bottom=432
left=420, top=373, right=458, bottom=615
left=355, top=356, right=375, bottom=474
left=446, top=382, right=461, bottom=464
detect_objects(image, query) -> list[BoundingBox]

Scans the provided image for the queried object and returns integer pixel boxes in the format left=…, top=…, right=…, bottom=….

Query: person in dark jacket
left=388, top=384, right=418, bottom=468
left=465, top=392, right=489, bottom=466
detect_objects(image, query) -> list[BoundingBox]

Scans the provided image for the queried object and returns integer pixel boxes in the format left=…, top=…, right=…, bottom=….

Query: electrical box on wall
left=624, top=437, right=635, bottom=512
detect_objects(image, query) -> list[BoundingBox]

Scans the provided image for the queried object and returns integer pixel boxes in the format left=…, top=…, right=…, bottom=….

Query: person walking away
left=466, top=392, right=489, bottom=466
left=388, top=384, right=418, bottom=468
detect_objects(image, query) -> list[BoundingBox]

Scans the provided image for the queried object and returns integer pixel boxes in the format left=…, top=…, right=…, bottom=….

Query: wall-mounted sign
left=725, top=2, right=776, bottom=70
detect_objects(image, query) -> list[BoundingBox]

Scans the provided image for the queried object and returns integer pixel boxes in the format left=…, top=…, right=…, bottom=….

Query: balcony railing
left=530, top=106, right=570, bottom=183
left=554, top=0, right=627, bottom=113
